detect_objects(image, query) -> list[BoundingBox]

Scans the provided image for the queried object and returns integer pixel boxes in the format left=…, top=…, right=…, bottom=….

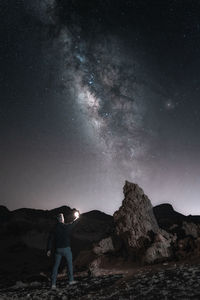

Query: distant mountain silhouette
left=153, top=203, right=200, bottom=230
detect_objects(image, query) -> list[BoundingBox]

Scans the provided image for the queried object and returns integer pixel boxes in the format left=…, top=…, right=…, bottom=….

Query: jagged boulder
left=89, top=257, right=103, bottom=276
left=93, top=237, right=115, bottom=255
left=113, top=181, right=160, bottom=254
left=74, top=249, right=96, bottom=272
left=175, top=236, right=196, bottom=259
left=182, top=221, right=200, bottom=238
left=74, top=236, right=115, bottom=272
left=113, top=181, right=175, bottom=262
left=143, top=230, right=176, bottom=264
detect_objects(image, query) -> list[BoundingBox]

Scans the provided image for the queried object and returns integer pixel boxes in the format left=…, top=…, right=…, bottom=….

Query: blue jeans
left=51, top=247, right=74, bottom=285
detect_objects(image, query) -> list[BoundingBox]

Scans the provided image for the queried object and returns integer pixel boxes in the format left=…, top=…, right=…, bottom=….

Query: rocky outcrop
left=174, top=236, right=196, bottom=259
left=74, top=236, right=116, bottom=274
left=113, top=181, right=159, bottom=253
left=182, top=221, right=200, bottom=238
left=153, top=203, right=200, bottom=260
left=143, top=230, right=176, bottom=264
left=93, top=237, right=115, bottom=255
left=113, top=181, right=175, bottom=262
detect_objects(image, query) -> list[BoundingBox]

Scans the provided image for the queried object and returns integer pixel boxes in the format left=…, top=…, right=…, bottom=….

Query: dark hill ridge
left=0, top=205, right=112, bottom=222
left=153, top=203, right=200, bottom=229
left=1, top=203, right=200, bottom=223
left=2, top=202, right=200, bottom=222
left=0, top=205, right=10, bottom=222
left=1, top=203, right=200, bottom=241
left=153, top=203, right=186, bottom=222
left=153, top=203, right=187, bottom=230
left=0, top=205, right=74, bottom=222
left=0, top=205, right=114, bottom=240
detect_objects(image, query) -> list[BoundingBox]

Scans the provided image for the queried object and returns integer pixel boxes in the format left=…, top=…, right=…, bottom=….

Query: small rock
left=12, top=280, right=28, bottom=289
left=30, top=281, right=41, bottom=287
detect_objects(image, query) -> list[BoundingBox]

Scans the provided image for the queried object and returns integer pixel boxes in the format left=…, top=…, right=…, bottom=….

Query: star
left=164, top=100, right=175, bottom=110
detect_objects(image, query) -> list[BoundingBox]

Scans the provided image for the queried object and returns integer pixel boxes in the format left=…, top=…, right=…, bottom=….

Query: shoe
left=51, top=284, right=56, bottom=290
left=69, top=280, right=77, bottom=285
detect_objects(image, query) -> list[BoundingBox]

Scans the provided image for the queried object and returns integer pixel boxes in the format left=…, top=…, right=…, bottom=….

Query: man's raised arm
left=69, top=212, right=80, bottom=229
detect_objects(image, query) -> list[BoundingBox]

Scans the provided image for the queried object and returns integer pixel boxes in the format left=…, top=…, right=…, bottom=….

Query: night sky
left=1, top=0, right=200, bottom=215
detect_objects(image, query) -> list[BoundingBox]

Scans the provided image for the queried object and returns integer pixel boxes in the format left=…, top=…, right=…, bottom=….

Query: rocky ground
left=1, top=260, right=200, bottom=299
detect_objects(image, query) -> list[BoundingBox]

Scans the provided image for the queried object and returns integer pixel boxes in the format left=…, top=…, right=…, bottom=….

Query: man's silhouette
left=46, top=212, right=80, bottom=289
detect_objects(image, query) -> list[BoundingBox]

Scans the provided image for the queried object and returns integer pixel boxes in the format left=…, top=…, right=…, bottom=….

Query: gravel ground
left=1, top=262, right=200, bottom=299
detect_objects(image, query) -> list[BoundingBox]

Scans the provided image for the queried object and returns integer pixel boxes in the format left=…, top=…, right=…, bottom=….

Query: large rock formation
left=113, top=181, right=159, bottom=253
left=113, top=181, right=175, bottom=263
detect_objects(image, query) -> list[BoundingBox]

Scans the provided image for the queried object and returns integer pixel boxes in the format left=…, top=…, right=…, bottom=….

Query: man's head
left=57, top=213, right=65, bottom=223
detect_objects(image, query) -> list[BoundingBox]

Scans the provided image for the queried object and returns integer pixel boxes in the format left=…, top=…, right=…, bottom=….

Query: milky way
left=1, top=1, right=200, bottom=214
left=42, top=1, right=162, bottom=209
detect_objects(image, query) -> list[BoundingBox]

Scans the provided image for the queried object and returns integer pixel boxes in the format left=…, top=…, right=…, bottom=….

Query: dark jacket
left=47, top=219, right=79, bottom=251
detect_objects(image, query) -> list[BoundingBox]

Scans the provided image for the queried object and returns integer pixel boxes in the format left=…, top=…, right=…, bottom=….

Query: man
left=46, top=212, right=80, bottom=289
